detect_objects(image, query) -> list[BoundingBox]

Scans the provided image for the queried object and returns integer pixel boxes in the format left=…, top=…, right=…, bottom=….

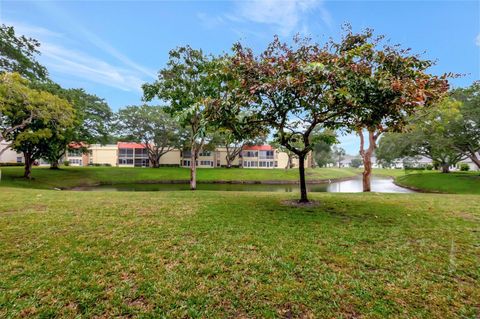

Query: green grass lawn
left=0, top=188, right=478, bottom=318
left=0, top=166, right=358, bottom=189
left=395, top=171, right=480, bottom=194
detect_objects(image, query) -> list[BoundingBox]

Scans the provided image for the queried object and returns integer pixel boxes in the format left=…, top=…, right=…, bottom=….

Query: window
left=182, top=160, right=190, bottom=167
left=200, top=160, right=212, bottom=166
left=217, top=160, right=220, bottom=167
left=181, top=150, right=192, bottom=158
left=119, top=148, right=134, bottom=158
left=135, top=148, right=148, bottom=158
left=119, top=158, right=133, bottom=165
left=245, top=161, right=257, bottom=167
left=68, top=149, right=82, bottom=157
left=259, top=150, right=274, bottom=159
left=259, top=161, right=274, bottom=167
left=242, top=151, right=258, bottom=157
left=199, top=151, right=211, bottom=157
left=16, top=157, right=23, bottom=163
left=69, top=159, right=83, bottom=165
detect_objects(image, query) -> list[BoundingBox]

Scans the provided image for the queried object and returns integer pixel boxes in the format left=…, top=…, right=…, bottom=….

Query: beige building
left=89, top=144, right=118, bottom=166
left=0, top=142, right=23, bottom=164
left=0, top=141, right=312, bottom=169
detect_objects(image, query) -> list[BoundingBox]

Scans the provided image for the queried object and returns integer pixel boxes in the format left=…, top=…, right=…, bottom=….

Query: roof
left=117, top=142, right=147, bottom=149
left=68, top=142, right=88, bottom=149
left=243, top=145, right=274, bottom=151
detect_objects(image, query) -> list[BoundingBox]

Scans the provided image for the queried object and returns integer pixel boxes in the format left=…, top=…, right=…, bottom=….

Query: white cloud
left=41, top=43, right=144, bottom=92
left=234, top=0, right=325, bottom=36
left=6, top=20, right=147, bottom=93
left=31, top=1, right=157, bottom=79
left=198, top=0, right=330, bottom=37
left=476, top=33, right=480, bottom=47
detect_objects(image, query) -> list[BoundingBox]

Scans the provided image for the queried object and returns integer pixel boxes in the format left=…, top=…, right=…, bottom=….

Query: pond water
left=71, top=176, right=414, bottom=193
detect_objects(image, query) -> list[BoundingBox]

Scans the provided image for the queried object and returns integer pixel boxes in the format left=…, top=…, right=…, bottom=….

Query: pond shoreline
left=65, top=175, right=358, bottom=190
left=392, top=180, right=443, bottom=194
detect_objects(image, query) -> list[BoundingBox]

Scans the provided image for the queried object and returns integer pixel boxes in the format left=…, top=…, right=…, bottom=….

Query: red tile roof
left=242, top=145, right=274, bottom=151
left=68, top=142, right=88, bottom=149
left=117, top=142, right=147, bottom=149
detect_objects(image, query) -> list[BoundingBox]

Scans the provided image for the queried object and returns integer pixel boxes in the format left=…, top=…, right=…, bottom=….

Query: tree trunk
left=50, top=161, right=60, bottom=170
left=468, top=154, right=480, bottom=169
left=441, top=163, right=450, bottom=173
left=298, top=153, right=308, bottom=203
left=190, top=146, right=197, bottom=190
left=151, top=158, right=160, bottom=168
left=362, top=151, right=373, bottom=192
left=23, top=153, right=33, bottom=179
left=226, top=156, right=232, bottom=168
left=358, top=130, right=377, bottom=192
left=285, top=154, right=292, bottom=170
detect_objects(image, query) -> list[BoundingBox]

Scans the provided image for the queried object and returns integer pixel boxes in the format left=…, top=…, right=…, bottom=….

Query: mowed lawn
left=0, top=166, right=358, bottom=189
left=396, top=172, right=480, bottom=194
left=0, top=188, right=479, bottom=318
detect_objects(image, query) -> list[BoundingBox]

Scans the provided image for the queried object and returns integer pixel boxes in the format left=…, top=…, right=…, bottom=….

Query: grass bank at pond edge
left=394, top=171, right=480, bottom=194
left=0, top=166, right=358, bottom=189
left=0, top=188, right=478, bottom=318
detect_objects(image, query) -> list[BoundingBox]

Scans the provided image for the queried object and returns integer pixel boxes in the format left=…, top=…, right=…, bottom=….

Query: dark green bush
left=0, top=162, right=24, bottom=167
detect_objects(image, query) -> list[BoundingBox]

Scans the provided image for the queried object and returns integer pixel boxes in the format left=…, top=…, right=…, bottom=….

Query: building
left=66, top=142, right=90, bottom=167
left=0, top=141, right=313, bottom=169
left=0, top=142, right=23, bottom=164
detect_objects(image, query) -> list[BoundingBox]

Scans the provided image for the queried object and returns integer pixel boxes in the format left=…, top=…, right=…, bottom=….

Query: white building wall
left=0, top=143, right=23, bottom=163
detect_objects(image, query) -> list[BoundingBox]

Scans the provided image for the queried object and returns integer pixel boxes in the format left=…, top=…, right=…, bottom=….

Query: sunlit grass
left=0, top=188, right=478, bottom=317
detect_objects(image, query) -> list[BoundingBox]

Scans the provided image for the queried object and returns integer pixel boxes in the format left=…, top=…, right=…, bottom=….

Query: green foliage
left=378, top=99, right=466, bottom=173
left=0, top=24, right=48, bottom=81
left=332, top=146, right=346, bottom=168
left=333, top=27, right=449, bottom=134
left=311, top=128, right=337, bottom=167
left=459, top=163, right=470, bottom=171
left=448, top=82, right=480, bottom=168
left=0, top=73, right=75, bottom=177
left=0, top=162, right=23, bottom=167
left=116, top=105, right=187, bottom=167
left=142, top=46, right=216, bottom=141
left=350, top=158, right=363, bottom=168
left=231, top=36, right=352, bottom=201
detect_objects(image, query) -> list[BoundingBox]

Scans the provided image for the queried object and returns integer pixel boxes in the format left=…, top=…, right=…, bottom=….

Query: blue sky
left=1, top=0, right=479, bottom=154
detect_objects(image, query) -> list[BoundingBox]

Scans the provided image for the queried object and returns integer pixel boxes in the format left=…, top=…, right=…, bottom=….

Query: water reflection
left=71, top=176, right=414, bottom=193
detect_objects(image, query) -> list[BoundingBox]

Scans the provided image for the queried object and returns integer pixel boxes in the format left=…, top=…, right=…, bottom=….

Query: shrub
left=460, top=163, right=470, bottom=171
left=426, top=164, right=433, bottom=170
left=63, top=161, right=70, bottom=166
left=89, top=163, right=112, bottom=167
left=0, top=162, right=24, bottom=167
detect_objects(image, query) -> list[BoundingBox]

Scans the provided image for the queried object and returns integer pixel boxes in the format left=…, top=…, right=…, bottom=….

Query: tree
left=333, top=27, right=449, bottom=191
left=1, top=73, right=53, bottom=157
left=332, top=146, right=346, bottom=168
left=350, top=158, right=363, bottom=168
left=0, top=24, right=47, bottom=81
left=311, top=128, right=336, bottom=167
left=29, top=82, right=113, bottom=168
left=231, top=36, right=350, bottom=203
left=0, top=73, right=74, bottom=178
left=449, top=82, right=480, bottom=169
left=116, top=105, right=185, bottom=168
left=143, top=46, right=217, bottom=189
left=377, top=99, right=466, bottom=173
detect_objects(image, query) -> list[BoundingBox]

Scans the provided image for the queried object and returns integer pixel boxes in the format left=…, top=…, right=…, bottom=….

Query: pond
left=70, top=176, right=414, bottom=193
